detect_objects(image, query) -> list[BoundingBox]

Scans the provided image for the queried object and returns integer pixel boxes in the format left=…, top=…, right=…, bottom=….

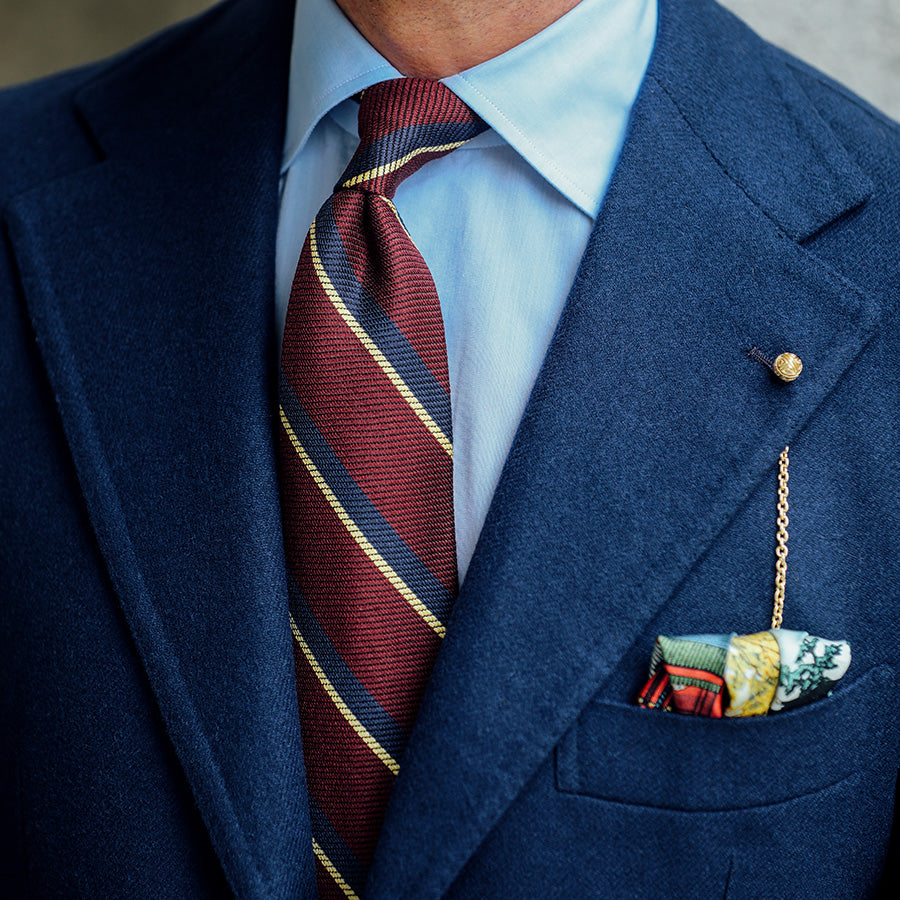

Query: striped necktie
left=278, top=78, right=487, bottom=900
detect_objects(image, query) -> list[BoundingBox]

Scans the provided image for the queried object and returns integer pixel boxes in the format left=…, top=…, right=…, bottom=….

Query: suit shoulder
left=770, top=51, right=900, bottom=309
left=0, top=65, right=105, bottom=207
left=671, top=1, right=900, bottom=307
left=0, top=0, right=251, bottom=207
left=780, top=52, right=900, bottom=180
left=711, top=0, right=900, bottom=193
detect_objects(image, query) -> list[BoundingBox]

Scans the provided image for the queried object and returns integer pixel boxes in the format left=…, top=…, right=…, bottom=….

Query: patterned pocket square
left=636, top=630, right=851, bottom=718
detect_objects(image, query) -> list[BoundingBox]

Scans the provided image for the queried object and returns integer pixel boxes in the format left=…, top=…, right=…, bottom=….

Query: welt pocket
left=556, top=664, right=899, bottom=812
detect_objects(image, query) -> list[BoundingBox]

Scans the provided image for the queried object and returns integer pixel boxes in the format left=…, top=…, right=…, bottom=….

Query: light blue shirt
left=277, top=0, right=657, bottom=582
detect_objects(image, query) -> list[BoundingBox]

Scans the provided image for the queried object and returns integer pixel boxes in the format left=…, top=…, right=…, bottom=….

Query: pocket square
left=636, top=630, right=851, bottom=718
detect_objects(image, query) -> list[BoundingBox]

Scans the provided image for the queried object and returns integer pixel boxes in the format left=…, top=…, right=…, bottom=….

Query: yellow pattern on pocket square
left=637, top=629, right=851, bottom=717
left=723, top=631, right=780, bottom=717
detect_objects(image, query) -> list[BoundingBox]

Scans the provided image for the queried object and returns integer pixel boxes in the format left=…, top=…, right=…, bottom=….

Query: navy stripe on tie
left=288, top=575, right=408, bottom=763
left=340, top=120, right=487, bottom=186
left=316, top=197, right=453, bottom=440
left=308, top=795, right=368, bottom=898
left=280, top=371, right=456, bottom=624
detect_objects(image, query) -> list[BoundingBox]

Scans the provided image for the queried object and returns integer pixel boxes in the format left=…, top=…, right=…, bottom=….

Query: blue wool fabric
left=0, top=1, right=898, bottom=898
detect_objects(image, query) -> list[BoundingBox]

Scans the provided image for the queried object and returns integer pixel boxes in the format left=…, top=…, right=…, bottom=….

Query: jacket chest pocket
left=555, top=665, right=899, bottom=899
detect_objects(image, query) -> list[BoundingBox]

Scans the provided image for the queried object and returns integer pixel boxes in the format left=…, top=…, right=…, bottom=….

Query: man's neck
left=334, top=0, right=584, bottom=78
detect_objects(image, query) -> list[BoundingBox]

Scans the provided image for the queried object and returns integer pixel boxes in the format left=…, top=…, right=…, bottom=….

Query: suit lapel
left=3, top=1, right=315, bottom=898
left=367, top=1, right=878, bottom=897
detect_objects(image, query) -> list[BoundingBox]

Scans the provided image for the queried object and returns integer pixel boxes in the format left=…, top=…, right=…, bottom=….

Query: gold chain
left=771, top=446, right=790, bottom=629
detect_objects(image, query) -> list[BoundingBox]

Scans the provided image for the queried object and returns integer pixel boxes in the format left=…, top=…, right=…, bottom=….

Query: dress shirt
left=277, top=0, right=657, bottom=582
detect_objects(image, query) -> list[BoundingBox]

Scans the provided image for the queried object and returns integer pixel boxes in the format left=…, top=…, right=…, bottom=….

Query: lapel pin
left=636, top=446, right=850, bottom=717
left=749, top=347, right=803, bottom=382
left=773, top=352, right=803, bottom=382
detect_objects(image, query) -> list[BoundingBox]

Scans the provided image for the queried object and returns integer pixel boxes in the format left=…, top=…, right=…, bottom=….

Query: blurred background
left=0, top=0, right=898, bottom=120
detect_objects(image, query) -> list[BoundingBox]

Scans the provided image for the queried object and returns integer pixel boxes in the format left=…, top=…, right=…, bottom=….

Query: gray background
left=0, top=0, right=898, bottom=120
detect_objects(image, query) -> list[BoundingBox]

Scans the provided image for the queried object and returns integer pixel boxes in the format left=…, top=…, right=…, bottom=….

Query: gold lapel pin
left=773, top=353, right=803, bottom=382
left=749, top=347, right=803, bottom=382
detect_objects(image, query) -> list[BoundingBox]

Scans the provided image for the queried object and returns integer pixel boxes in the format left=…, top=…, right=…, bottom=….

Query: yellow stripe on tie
left=308, top=220, right=453, bottom=459
left=280, top=406, right=446, bottom=639
left=312, top=839, right=361, bottom=900
left=342, top=141, right=468, bottom=189
left=291, top=614, right=400, bottom=776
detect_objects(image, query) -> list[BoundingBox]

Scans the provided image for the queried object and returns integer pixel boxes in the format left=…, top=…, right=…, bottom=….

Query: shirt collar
left=283, top=0, right=658, bottom=217
left=282, top=0, right=402, bottom=171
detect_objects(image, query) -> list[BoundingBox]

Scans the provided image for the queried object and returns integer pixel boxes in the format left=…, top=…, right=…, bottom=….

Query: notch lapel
left=3, top=1, right=314, bottom=897
left=367, top=1, right=878, bottom=897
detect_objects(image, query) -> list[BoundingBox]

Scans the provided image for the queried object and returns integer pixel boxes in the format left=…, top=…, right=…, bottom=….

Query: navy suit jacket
left=2, top=0, right=899, bottom=897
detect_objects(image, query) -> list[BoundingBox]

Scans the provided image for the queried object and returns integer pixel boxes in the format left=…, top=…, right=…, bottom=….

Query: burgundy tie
left=278, top=79, right=486, bottom=899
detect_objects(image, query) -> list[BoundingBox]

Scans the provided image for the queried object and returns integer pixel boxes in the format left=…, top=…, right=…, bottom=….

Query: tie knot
left=337, top=78, right=486, bottom=198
